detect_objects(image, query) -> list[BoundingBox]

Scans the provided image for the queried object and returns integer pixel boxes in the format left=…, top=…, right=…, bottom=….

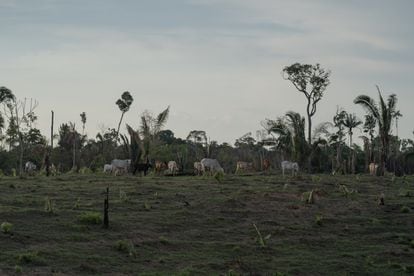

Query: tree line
left=0, top=63, right=413, bottom=176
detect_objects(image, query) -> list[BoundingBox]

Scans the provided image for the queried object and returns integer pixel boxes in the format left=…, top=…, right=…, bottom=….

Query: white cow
left=103, top=164, right=113, bottom=174
left=111, top=159, right=131, bottom=176
left=235, top=161, right=253, bottom=173
left=25, top=161, right=37, bottom=174
left=168, top=161, right=179, bottom=176
left=281, top=161, right=299, bottom=177
left=194, top=162, right=203, bottom=176
left=201, top=158, right=224, bottom=175
left=369, top=163, right=379, bottom=176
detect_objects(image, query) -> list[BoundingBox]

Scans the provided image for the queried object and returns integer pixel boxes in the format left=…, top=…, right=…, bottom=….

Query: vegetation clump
left=1, top=222, right=13, bottom=234
left=78, top=212, right=102, bottom=225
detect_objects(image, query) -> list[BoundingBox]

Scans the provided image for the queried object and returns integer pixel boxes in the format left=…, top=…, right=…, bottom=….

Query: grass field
left=1, top=173, right=414, bottom=275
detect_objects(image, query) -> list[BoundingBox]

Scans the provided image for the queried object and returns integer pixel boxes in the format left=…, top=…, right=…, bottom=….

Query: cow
left=25, top=161, right=37, bottom=175
left=154, top=161, right=168, bottom=175
left=235, top=161, right=253, bottom=174
left=263, top=159, right=271, bottom=172
left=194, top=162, right=203, bottom=176
left=111, top=159, right=131, bottom=176
left=369, top=163, right=379, bottom=176
left=281, top=161, right=299, bottom=177
left=201, top=158, right=224, bottom=175
left=103, top=164, right=113, bottom=174
left=168, top=161, right=179, bottom=176
left=133, top=163, right=152, bottom=176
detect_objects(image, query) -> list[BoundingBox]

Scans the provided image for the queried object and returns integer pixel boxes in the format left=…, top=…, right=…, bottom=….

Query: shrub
left=44, top=197, right=55, bottom=214
left=78, top=212, right=102, bottom=225
left=115, top=240, right=137, bottom=258
left=1, top=222, right=13, bottom=234
left=119, top=189, right=129, bottom=202
left=14, top=265, right=22, bottom=274
left=401, top=206, right=411, bottom=213
left=17, top=251, right=40, bottom=264
left=315, top=215, right=323, bottom=226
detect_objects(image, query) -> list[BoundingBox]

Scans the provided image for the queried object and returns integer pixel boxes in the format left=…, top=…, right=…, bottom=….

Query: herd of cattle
left=24, top=159, right=381, bottom=176
left=100, top=158, right=300, bottom=177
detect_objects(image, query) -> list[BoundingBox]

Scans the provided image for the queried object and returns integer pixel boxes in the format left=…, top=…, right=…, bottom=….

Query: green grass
left=0, top=173, right=413, bottom=275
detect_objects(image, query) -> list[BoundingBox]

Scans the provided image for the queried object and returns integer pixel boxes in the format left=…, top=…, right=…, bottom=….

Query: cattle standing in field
left=369, top=163, right=379, bottom=176
left=103, top=164, right=113, bottom=174
left=25, top=161, right=37, bottom=174
left=168, top=161, right=179, bottom=176
left=201, top=158, right=224, bottom=175
left=194, top=162, right=203, bottom=176
left=111, top=159, right=131, bottom=176
left=263, top=159, right=271, bottom=172
left=133, top=163, right=152, bottom=176
left=235, top=161, right=253, bottom=174
left=154, top=161, right=167, bottom=175
left=281, top=161, right=299, bottom=177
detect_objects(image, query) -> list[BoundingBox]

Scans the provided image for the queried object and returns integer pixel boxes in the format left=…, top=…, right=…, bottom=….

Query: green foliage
left=119, top=189, right=129, bottom=202
left=252, top=223, right=271, bottom=248
left=1, top=221, right=13, bottom=234
left=14, top=265, right=22, bottom=274
left=44, top=196, right=55, bottom=214
left=79, top=167, right=92, bottom=174
left=338, top=184, right=358, bottom=197
left=400, top=206, right=411, bottom=213
left=115, top=240, right=137, bottom=258
left=143, top=201, right=151, bottom=211
left=78, top=212, right=102, bottom=225
left=315, top=215, right=323, bottom=226
left=73, top=197, right=81, bottom=210
left=17, top=251, right=40, bottom=264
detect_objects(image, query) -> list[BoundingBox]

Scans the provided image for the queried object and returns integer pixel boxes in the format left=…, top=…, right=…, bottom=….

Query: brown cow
left=154, top=161, right=167, bottom=175
left=263, top=159, right=271, bottom=171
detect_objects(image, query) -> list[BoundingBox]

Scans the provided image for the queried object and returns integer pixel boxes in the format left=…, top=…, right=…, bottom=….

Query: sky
left=1, top=0, right=413, bottom=144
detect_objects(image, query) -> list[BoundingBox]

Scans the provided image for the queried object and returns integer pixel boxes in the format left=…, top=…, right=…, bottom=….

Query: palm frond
left=354, top=94, right=380, bottom=122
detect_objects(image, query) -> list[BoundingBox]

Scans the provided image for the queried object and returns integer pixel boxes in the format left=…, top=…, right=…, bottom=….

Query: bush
left=78, top=212, right=102, bottom=225
left=1, top=222, right=13, bottom=234
left=401, top=206, right=411, bottom=213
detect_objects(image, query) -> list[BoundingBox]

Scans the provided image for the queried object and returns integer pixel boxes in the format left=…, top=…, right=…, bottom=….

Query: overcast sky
left=1, top=0, right=413, bottom=144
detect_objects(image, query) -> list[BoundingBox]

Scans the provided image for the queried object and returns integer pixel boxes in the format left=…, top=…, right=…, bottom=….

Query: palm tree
left=115, top=91, right=133, bottom=141
left=342, top=112, right=362, bottom=174
left=354, top=86, right=398, bottom=175
left=267, top=111, right=308, bottom=164
left=124, top=106, right=170, bottom=173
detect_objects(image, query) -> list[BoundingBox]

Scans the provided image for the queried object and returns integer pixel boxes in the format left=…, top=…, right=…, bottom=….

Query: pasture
left=1, top=173, right=414, bottom=275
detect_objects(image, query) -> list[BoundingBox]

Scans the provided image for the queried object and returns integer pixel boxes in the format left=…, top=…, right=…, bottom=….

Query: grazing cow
left=194, top=162, right=203, bottom=176
left=201, top=158, right=224, bottom=175
left=111, top=159, right=131, bottom=176
left=154, top=161, right=168, bottom=175
left=369, top=163, right=379, bottom=176
left=133, top=163, right=152, bottom=176
left=235, top=161, right=253, bottom=173
left=103, top=164, right=113, bottom=174
left=168, top=161, right=179, bottom=176
left=281, top=161, right=299, bottom=177
left=25, top=161, right=37, bottom=174
left=263, top=159, right=271, bottom=171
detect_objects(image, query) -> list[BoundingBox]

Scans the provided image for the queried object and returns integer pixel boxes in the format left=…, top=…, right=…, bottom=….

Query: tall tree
left=282, top=63, right=331, bottom=143
left=342, top=112, right=362, bottom=174
left=0, top=86, right=15, bottom=133
left=354, top=86, right=398, bottom=175
left=115, top=91, right=133, bottom=141
left=80, top=112, right=87, bottom=136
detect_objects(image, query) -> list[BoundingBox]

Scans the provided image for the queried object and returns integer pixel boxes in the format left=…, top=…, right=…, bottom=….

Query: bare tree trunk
left=51, top=111, right=54, bottom=149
